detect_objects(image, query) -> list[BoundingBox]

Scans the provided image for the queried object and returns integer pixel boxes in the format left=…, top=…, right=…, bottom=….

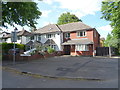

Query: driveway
left=3, top=56, right=118, bottom=80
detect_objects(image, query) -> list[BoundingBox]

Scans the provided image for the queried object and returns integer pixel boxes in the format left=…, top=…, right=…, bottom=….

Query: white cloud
left=43, top=0, right=53, bottom=4
left=41, top=10, right=52, bottom=17
left=97, top=25, right=113, bottom=38
left=98, top=25, right=113, bottom=32
left=43, top=0, right=103, bottom=18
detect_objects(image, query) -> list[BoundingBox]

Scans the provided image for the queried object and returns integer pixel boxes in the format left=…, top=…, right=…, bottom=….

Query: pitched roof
left=34, top=24, right=61, bottom=34
left=59, top=22, right=93, bottom=32
left=44, top=39, right=56, bottom=45
left=62, top=38, right=93, bottom=45
left=2, top=29, right=32, bottom=38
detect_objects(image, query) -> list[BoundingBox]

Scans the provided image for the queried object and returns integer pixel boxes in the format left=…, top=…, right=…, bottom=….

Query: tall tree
left=57, top=12, right=82, bottom=25
left=2, top=2, right=42, bottom=28
left=101, top=1, right=120, bottom=54
left=101, top=1, right=120, bottom=39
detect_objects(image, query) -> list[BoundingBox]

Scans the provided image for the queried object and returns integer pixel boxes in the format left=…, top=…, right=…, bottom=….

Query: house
left=100, top=37, right=105, bottom=47
left=2, top=29, right=33, bottom=44
left=34, top=22, right=100, bottom=56
left=34, top=24, right=63, bottom=51
left=2, top=22, right=100, bottom=56
left=0, top=31, right=10, bottom=43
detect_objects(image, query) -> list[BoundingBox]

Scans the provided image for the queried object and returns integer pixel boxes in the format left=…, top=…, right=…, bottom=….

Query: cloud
left=43, top=0, right=53, bottom=4
left=98, top=25, right=113, bottom=32
left=41, top=10, right=52, bottom=17
left=43, top=0, right=103, bottom=18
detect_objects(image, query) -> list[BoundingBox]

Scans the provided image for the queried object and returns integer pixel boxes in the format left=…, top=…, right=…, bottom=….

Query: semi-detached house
left=34, top=22, right=100, bottom=56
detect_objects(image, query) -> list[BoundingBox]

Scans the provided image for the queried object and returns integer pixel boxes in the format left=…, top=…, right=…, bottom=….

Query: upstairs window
left=77, top=31, right=86, bottom=37
left=30, top=36, right=34, bottom=40
left=65, top=33, right=70, bottom=38
left=46, top=34, right=55, bottom=38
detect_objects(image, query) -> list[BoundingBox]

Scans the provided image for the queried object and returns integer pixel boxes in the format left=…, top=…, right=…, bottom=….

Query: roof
left=26, top=41, right=42, bottom=46
left=44, top=39, right=56, bottom=45
left=59, top=22, right=93, bottom=32
left=34, top=24, right=61, bottom=34
left=62, top=38, right=93, bottom=45
left=17, top=30, right=32, bottom=36
left=2, top=29, right=32, bottom=38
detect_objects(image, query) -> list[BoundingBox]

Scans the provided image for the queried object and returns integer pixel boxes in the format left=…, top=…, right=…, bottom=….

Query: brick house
left=60, top=22, right=100, bottom=56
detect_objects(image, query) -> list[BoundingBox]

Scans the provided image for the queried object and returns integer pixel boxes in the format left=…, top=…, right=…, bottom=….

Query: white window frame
left=38, top=35, right=41, bottom=41
left=77, top=31, right=86, bottom=37
left=76, top=44, right=89, bottom=51
left=65, top=33, right=70, bottom=38
left=46, top=34, right=55, bottom=39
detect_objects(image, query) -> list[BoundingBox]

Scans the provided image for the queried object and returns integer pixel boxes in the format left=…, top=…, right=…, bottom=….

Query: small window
left=38, top=35, right=41, bottom=41
left=65, top=33, right=70, bottom=38
left=76, top=44, right=89, bottom=51
left=77, top=31, right=86, bottom=37
left=94, top=31, right=96, bottom=37
left=30, top=36, right=34, bottom=40
left=49, top=45, right=56, bottom=50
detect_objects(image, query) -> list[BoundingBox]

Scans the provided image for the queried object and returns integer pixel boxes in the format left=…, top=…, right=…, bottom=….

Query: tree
left=101, top=1, right=120, bottom=39
left=57, top=12, right=82, bottom=25
left=2, top=2, right=42, bottom=28
left=101, top=1, right=120, bottom=54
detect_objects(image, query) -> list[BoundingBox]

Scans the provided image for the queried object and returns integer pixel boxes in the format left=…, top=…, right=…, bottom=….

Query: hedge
left=2, top=43, right=25, bottom=54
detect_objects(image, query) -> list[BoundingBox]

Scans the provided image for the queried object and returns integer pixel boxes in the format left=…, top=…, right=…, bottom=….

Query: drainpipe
left=93, top=42, right=95, bottom=57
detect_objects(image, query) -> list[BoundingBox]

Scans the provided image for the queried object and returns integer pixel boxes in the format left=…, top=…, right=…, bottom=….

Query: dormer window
left=77, top=31, right=86, bottom=37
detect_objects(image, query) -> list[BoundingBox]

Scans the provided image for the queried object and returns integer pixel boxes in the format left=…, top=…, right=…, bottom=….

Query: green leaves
left=2, top=2, right=42, bottom=28
left=57, top=12, right=82, bottom=25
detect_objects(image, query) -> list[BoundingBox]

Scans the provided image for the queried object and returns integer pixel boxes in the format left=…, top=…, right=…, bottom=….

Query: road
left=2, top=70, right=118, bottom=88
left=2, top=56, right=118, bottom=88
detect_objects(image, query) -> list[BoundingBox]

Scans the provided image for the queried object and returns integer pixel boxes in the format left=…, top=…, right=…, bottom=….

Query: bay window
left=76, top=44, right=89, bottom=51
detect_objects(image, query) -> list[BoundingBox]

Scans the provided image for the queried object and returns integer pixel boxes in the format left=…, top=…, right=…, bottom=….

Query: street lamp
left=11, top=27, right=18, bottom=65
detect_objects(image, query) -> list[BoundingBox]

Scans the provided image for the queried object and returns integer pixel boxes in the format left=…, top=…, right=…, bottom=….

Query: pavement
left=2, top=55, right=118, bottom=81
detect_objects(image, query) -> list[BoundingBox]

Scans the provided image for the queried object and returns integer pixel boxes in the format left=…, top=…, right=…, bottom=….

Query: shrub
left=2, top=43, right=25, bottom=54
left=47, top=47, right=55, bottom=54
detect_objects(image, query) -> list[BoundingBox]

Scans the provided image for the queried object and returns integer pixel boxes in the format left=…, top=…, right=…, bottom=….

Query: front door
left=64, top=45, right=70, bottom=55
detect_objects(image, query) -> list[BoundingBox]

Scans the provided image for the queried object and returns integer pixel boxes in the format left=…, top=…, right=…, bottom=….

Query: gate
left=96, top=47, right=109, bottom=56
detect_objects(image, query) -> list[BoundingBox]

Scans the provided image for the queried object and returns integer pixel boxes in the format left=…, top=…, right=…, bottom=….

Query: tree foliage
left=2, top=2, right=42, bottom=28
left=101, top=1, right=120, bottom=39
left=57, top=12, right=82, bottom=25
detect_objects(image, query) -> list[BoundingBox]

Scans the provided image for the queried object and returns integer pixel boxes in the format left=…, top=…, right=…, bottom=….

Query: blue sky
left=2, top=0, right=113, bottom=38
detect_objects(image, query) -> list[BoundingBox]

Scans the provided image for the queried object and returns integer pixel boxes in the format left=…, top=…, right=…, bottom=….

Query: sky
left=2, top=0, right=113, bottom=39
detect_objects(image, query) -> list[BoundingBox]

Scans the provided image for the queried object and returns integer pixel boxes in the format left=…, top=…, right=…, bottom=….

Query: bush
left=47, top=47, right=55, bottom=54
left=2, top=43, right=25, bottom=54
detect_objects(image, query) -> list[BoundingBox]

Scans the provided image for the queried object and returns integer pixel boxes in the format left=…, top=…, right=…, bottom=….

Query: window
left=46, top=34, right=55, bottom=38
left=76, top=44, right=89, bottom=51
left=77, top=31, right=86, bottom=37
left=38, top=35, right=41, bottom=41
left=49, top=45, right=56, bottom=50
left=94, top=31, right=96, bottom=37
left=65, top=33, right=70, bottom=38
left=30, top=36, right=34, bottom=40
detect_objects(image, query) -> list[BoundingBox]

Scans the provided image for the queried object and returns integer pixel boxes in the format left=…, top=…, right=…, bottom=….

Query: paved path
left=3, top=56, right=118, bottom=81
